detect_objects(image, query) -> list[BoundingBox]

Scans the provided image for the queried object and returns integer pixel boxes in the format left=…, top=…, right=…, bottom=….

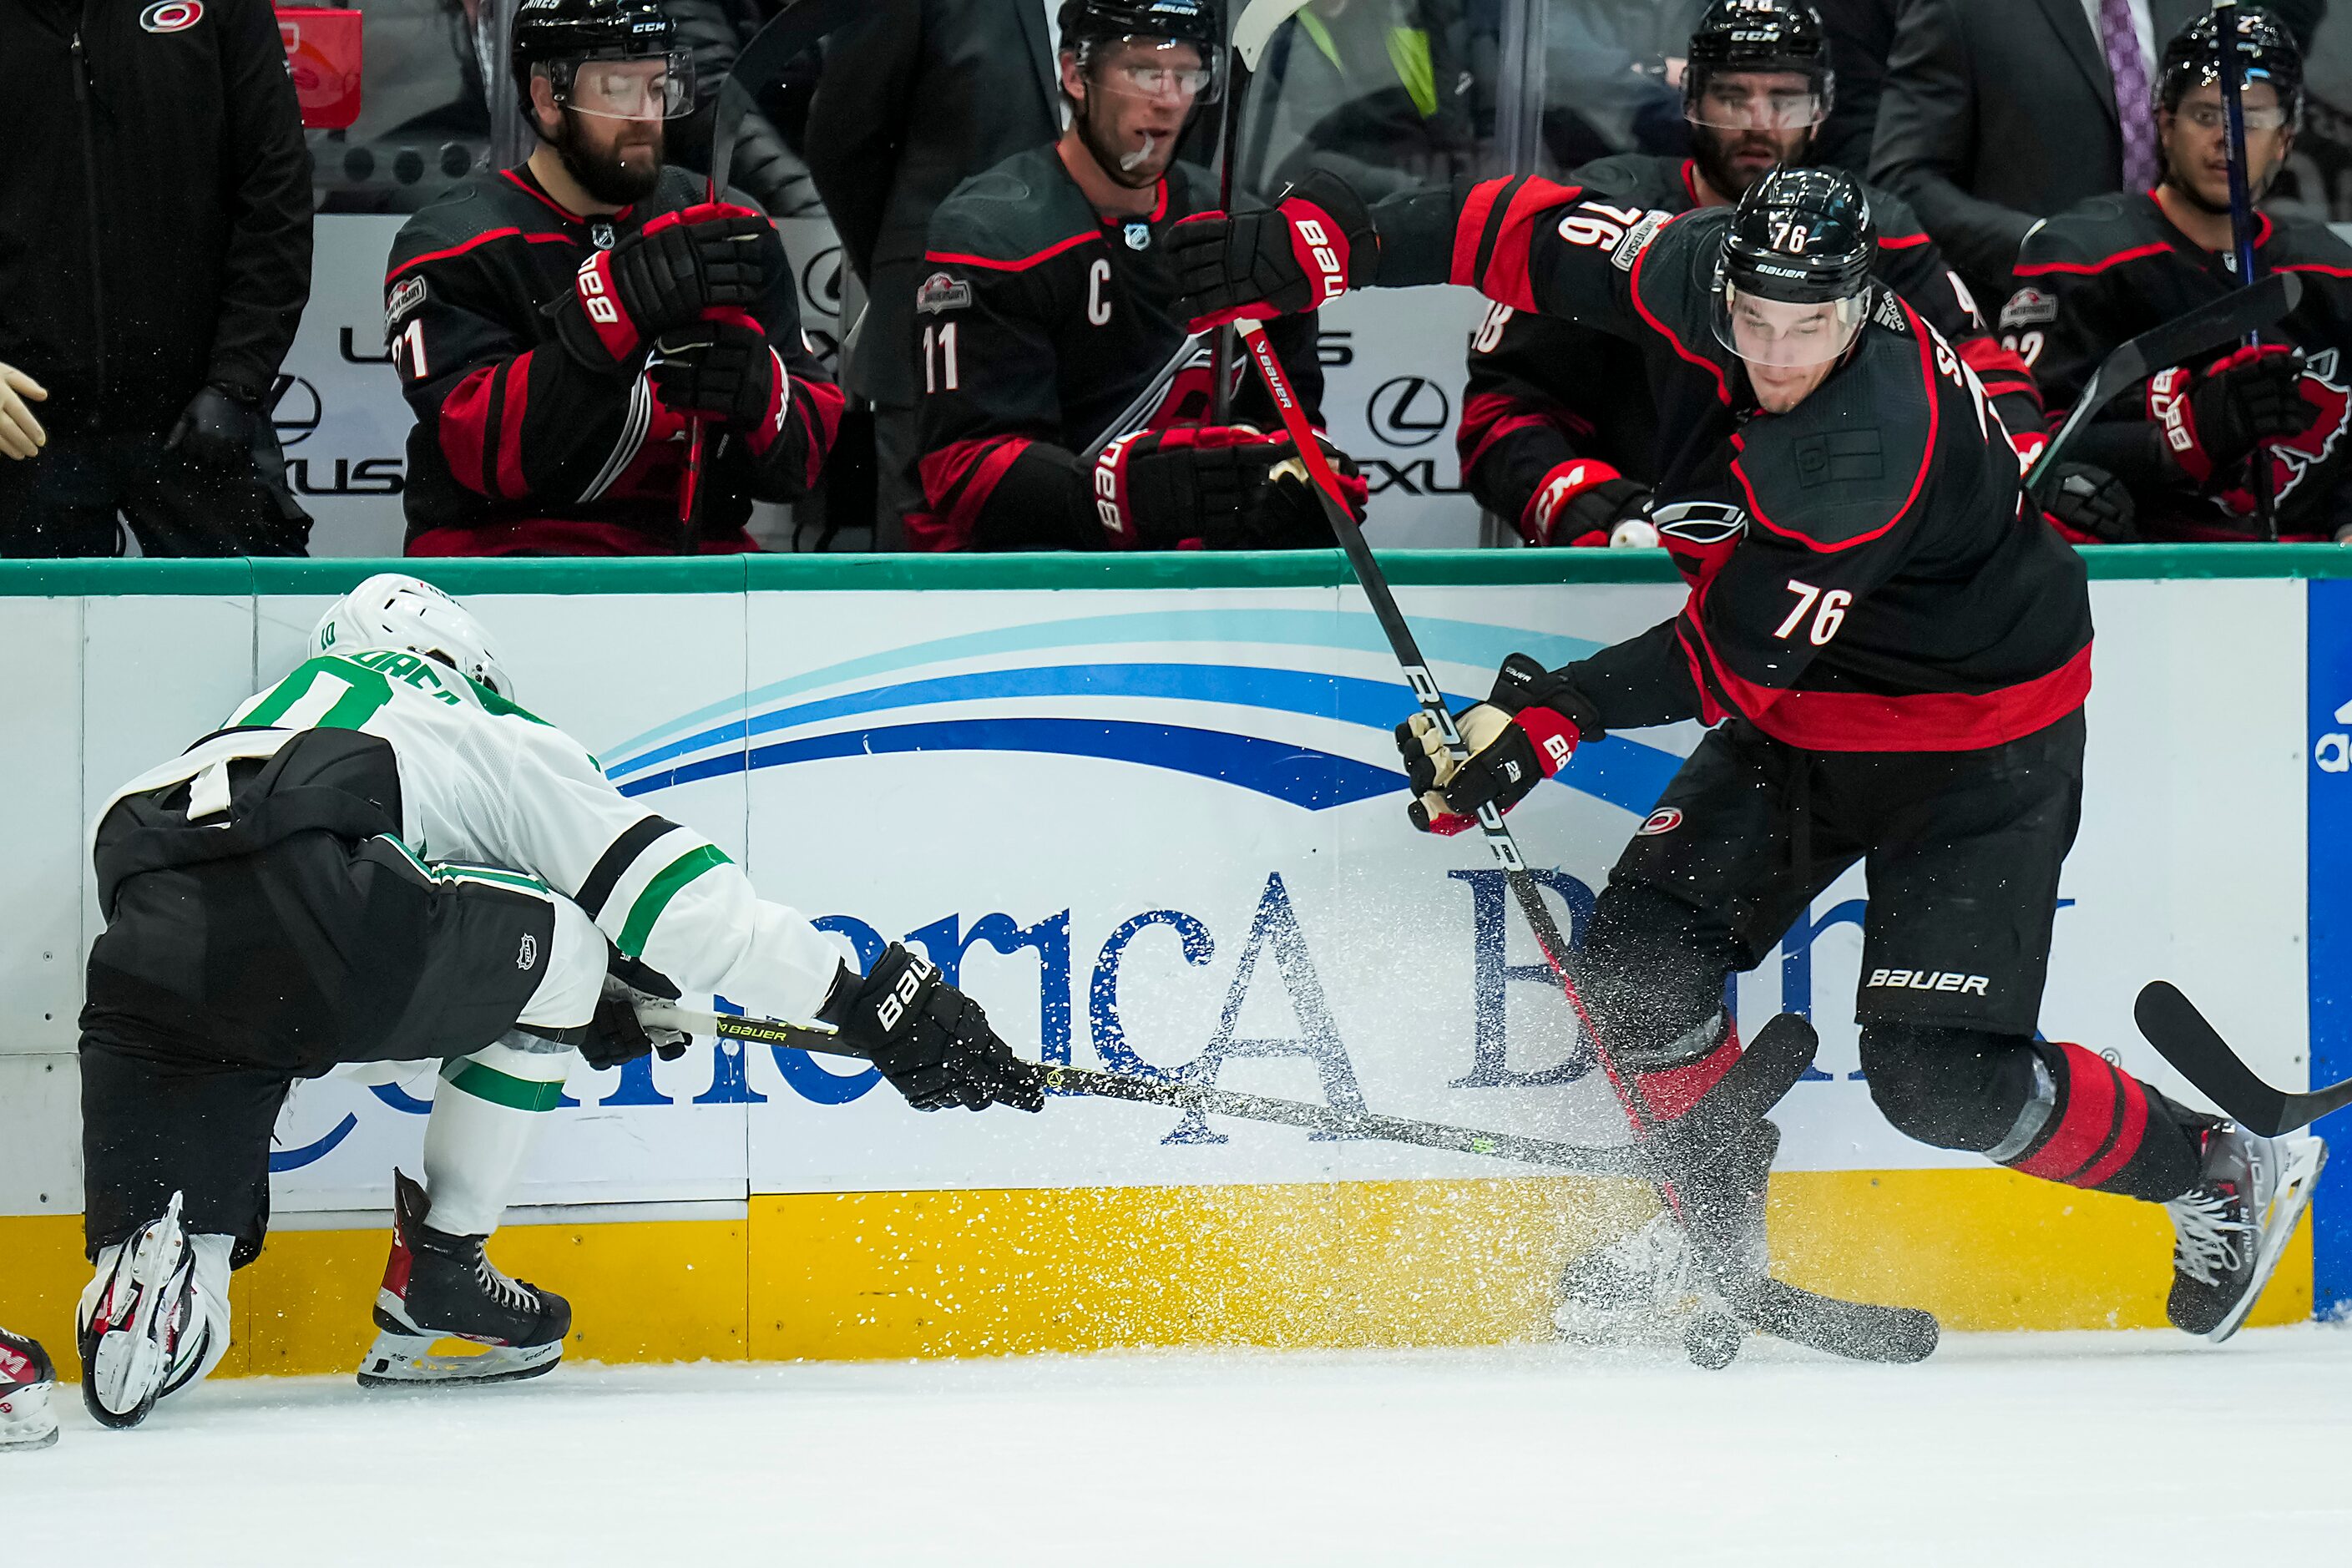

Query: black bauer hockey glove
left=1523, top=458, right=1653, bottom=548
left=2041, top=461, right=2137, bottom=544
left=822, top=943, right=1044, bottom=1114
left=650, top=316, right=788, bottom=438
left=164, top=383, right=262, bottom=472
left=552, top=201, right=780, bottom=372
left=1169, top=168, right=1378, bottom=331
left=1084, top=425, right=1286, bottom=549
left=1394, top=655, right=1598, bottom=834
left=2149, top=342, right=2319, bottom=484
left=1230, top=437, right=1371, bottom=549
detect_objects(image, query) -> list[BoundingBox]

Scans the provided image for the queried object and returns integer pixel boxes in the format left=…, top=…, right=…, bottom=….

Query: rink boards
left=0, top=549, right=2342, bottom=1373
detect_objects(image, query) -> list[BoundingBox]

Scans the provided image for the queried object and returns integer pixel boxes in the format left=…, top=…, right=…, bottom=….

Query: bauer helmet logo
left=1638, top=807, right=1683, bottom=836
left=140, top=0, right=203, bottom=31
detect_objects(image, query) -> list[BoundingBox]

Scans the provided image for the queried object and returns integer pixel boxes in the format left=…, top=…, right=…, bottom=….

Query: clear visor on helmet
left=1078, top=35, right=1223, bottom=104
left=1712, top=281, right=1868, bottom=367
left=1686, top=70, right=1829, bottom=131
left=545, top=52, right=695, bottom=120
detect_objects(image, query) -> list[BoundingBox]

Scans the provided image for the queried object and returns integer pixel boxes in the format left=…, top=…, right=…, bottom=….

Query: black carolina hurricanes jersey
left=2008, top=193, right=2352, bottom=540
left=908, top=145, right=1328, bottom=550
left=1373, top=175, right=2092, bottom=751
left=384, top=164, right=841, bottom=556
left=1459, top=154, right=2042, bottom=544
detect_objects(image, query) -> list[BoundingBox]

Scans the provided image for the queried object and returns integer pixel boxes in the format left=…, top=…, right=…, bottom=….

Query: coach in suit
left=1871, top=0, right=2203, bottom=304
left=804, top=0, right=1064, bottom=544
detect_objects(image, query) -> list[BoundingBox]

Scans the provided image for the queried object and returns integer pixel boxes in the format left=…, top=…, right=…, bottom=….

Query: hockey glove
left=1239, top=437, right=1370, bottom=549
left=164, top=383, right=261, bottom=472
left=1524, top=459, right=1653, bottom=548
left=580, top=974, right=690, bottom=1072
left=649, top=314, right=793, bottom=456
left=1170, top=169, right=1378, bottom=331
left=2149, top=343, right=2319, bottom=484
left=554, top=201, right=776, bottom=372
left=1085, top=425, right=1288, bottom=549
left=822, top=943, right=1044, bottom=1114
left=1393, top=654, right=1595, bottom=834
left=2041, top=461, right=2137, bottom=544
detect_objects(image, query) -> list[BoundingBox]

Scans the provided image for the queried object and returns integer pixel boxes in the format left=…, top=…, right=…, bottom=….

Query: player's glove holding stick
left=1169, top=169, right=1378, bottom=329
left=551, top=200, right=784, bottom=372
left=1086, top=426, right=1367, bottom=549
left=1395, top=655, right=1600, bottom=834
left=1254, top=433, right=1370, bottom=548
left=649, top=312, right=792, bottom=453
left=821, top=943, right=1044, bottom=1114
left=2149, top=342, right=2319, bottom=484
left=2041, top=461, right=2137, bottom=544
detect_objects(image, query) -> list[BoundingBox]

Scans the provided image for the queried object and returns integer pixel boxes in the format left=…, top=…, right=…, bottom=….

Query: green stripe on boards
left=441, top=1059, right=568, bottom=1112
left=617, top=843, right=731, bottom=959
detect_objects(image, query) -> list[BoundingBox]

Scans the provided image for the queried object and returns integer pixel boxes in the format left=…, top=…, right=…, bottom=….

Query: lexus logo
left=802, top=245, right=843, bottom=321
left=269, top=374, right=322, bottom=447
left=1366, top=376, right=1449, bottom=448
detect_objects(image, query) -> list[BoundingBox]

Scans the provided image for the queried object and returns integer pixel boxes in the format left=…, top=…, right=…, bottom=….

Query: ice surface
left=11, top=1328, right=2352, bottom=1565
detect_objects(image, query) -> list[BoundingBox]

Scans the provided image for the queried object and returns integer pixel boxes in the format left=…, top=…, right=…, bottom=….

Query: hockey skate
left=77, top=1192, right=214, bottom=1429
left=0, top=1328, right=57, bottom=1451
left=359, top=1170, right=570, bottom=1389
left=2165, top=1125, right=2328, bottom=1343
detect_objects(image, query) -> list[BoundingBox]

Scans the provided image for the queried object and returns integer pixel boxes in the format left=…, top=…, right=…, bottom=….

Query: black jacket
left=0, top=0, right=312, bottom=434
left=1870, top=0, right=2200, bottom=304
left=803, top=0, right=1061, bottom=408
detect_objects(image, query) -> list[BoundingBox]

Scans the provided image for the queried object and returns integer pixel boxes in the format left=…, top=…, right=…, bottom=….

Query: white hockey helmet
left=313, top=573, right=514, bottom=699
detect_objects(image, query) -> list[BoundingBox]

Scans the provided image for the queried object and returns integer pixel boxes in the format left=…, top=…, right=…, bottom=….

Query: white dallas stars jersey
left=94, top=643, right=842, bottom=1024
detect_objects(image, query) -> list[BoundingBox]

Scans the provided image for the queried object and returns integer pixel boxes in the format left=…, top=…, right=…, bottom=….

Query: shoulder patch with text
left=915, top=271, right=972, bottom=316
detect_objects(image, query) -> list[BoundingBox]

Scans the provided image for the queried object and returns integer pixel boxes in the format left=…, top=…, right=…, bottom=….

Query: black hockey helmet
left=1057, top=0, right=1224, bottom=100
left=510, top=0, right=692, bottom=122
left=1712, top=167, right=1876, bottom=367
left=1685, top=0, right=1834, bottom=129
left=2158, top=5, right=2304, bottom=127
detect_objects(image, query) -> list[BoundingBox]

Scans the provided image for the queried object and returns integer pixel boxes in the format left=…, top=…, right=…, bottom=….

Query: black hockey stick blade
left=709, top=0, right=862, bottom=197
left=2133, top=979, right=2352, bottom=1136
left=2026, top=271, right=2300, bottom=500
left=1714, top=1273, right=1941, bottom=1364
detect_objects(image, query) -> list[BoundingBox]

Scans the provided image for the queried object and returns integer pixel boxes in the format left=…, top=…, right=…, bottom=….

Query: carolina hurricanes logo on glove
left=2258, top=349, right=2351, bottom=506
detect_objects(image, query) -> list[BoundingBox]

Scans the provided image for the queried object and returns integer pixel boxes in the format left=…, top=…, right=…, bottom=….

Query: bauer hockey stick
left=2135, top=980, right=2352, bottom=1136
left=1208, top=0, right=1316, bottom=424
left=1080, top=331, right=1210, bottom=463
left=2023, top=271, right=2300, bottom=503
left=1228, top=317, right=1937, bottom=1365
left=638, top=1003, right=1819, bottom=1179
left=2213, top=0, right=2279, bottom=539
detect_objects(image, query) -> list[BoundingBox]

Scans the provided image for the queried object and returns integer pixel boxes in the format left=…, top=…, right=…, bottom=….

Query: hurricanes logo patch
left=140, top=0, right=203, bottom=30
left=1637, top=807, right=1682, bottom=836
left=516, top=933, right=539, bottom=970
left=1648, top=501, right=1749, bottom=546
left=915, top=272, right=971, bottom=316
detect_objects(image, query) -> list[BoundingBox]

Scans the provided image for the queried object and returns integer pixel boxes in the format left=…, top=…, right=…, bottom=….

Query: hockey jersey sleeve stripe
left=574, top=812, right=684, bottom=919
left=1450, top=176, right=1576, bottom=314
left=491, top=355, right=530, bottom=499
left=2012, top=241, right=2173, bottom=277
left=1449, top=176, right=1518, bottom=296
left=438, top=366, right=499, bottom=497
left=912, top=434, right=1034, bottom=551
left=387, top=228, right=572, bottom=285
left=924, top=232, right=1099, bottom=273
left=616, top=843, right=733, bottom=959
left=443, top=1058, right=570, bottom=1112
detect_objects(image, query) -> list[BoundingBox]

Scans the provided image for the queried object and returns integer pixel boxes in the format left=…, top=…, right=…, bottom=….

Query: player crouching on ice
left=73, top=574, right=1039, bottom=1429
left=1171, top=164, right=2324, bottom=1343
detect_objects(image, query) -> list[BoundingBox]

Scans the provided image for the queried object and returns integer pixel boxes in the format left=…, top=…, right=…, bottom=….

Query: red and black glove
left=2039, top=461, right=2136, bottom=544
left=2148, top=343, right=2319, bottom=484
left=1169, top=169, right=1378, bottom=331
left=1242, top=434, right=1370, bottom=549
left=553, top=201, right=780, bottom=372
left=1393, top=654, right=1597, bottom=834
left=1523, top=458, right=1652, bottom=548
left=649, top=312, right=793, bottom=458
left=1085, top=425, right=1290, bottom=549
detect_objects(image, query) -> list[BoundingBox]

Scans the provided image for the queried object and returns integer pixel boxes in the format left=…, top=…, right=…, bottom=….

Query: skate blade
left=2208, top=1136, right=2329, bottom=1345
left=0, top=1383, right=58, bottom=1451
left=87, top=1203, right=190, bottom=1422
left=356, top=1331, right=563, bottom=1389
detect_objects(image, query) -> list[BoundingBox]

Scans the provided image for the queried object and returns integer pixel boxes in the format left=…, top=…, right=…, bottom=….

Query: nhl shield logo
left=1124, top=221, right=1151, bottom=251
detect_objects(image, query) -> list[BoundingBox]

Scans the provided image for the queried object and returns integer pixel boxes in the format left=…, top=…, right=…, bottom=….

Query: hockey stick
left=675, top=0, right=864, bottom=553
left=1209, top=0, right=1316, bottom=424
left=640, top=1003, right=1821, bottom=1179
left=1229, top=318, right=1936, bottom=1364
left=2213, top=0, right=2279, bottom=539
left=2022, top=269, right=2300, bottom=503
left=1080, top=331, right=1210, bottom=463
left=2134, top=980, right=2352, bottom=1136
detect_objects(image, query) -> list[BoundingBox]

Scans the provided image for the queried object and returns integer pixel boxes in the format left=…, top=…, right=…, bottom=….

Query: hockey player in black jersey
left=1460, top=0, right=2046, bottom=552
left=1173, top=164, right=2325, bottom=1343
left=904, top=0, right=1363, bottom=552
left=383, top=0, right=842, bottom=555
left=2008, top=8, right=2352, bottom=543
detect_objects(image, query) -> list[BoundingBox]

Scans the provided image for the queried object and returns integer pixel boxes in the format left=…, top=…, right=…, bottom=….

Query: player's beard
left=1076, top=99, right=1168, bottom=190
left=1692, top=125, right=1806, bottom=204
left=552, top=109, right=664, bottom=205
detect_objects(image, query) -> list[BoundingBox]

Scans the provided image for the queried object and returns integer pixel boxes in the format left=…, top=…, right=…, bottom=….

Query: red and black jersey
left=908, top=145, right=1328, bottom=551
left=383, top=164, right=842, bottom=557
left=1459, top=154, right=2041, bottom=545
left=1373, top=175, right=2091, bottom=752
left=2008, top=192, right=2352, bottom=541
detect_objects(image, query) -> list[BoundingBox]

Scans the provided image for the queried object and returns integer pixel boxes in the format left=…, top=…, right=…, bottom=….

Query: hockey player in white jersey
left=74, top=574, right=1042, bottom=1429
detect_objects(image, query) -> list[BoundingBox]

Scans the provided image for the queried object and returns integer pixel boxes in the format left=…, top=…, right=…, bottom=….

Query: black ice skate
left=358, top=1170, right=570, bottom=1389
left=2165, top=1125, right=2327, bottom=1343
left=77, top=1191, right=210, bottom=1429
left=0, top=1327, right=58, bottom=1450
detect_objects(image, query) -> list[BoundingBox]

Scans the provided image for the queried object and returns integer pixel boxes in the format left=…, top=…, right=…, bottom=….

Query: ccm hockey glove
left=1170, top=169, right=1378, bottom=329
left=1523, top=459, right=1653, bottom=548
left=1395, top=654, right=1596, bottom=833
left=2149, top=342, right=2318, bottom=483
left=553, top=202, right=777, bottom=371
left=822, top=943, right=1044, bottom=1114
